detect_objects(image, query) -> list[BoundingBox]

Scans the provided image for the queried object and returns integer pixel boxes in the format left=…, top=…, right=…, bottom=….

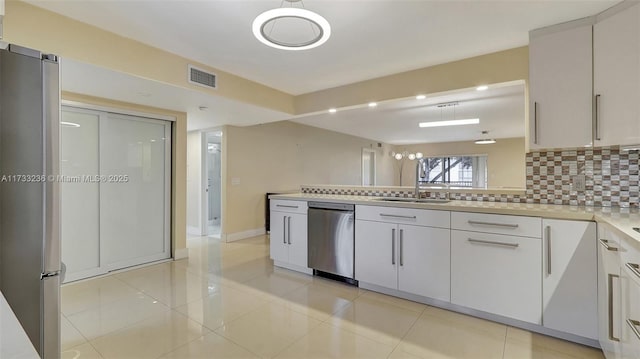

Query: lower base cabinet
left=451, top=229, right=542, bottom=324
left=542, top=219, right=597, bottom=340
left=355, top=219, right=450, bottom=301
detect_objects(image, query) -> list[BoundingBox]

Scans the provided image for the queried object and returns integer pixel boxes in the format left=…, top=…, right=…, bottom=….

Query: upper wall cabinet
left=529, top=20, right=593, bottom=150
left=594, top=3, right=640, bottom=147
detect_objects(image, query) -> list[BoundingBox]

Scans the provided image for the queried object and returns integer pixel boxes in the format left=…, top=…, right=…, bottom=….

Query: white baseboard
left=186, top=225, right=202, bottom=236
left=225, top=227, right=266, bottom=242
left=174, top=247, right=189, bottom=260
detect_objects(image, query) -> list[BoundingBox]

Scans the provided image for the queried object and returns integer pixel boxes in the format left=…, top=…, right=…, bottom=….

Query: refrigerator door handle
left=42, top=57, right=61, bottom=274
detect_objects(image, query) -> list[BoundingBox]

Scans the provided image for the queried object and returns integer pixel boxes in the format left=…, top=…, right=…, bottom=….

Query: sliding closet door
left=60, top=109, right=101, bottom=282
left=99, top=114, right=171, bottom=270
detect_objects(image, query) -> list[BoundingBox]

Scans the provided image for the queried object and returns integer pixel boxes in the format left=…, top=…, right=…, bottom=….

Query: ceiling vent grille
left=188, top=65, right=217, bottom=89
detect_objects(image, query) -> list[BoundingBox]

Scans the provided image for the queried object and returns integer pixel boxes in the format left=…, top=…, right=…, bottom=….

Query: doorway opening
left=205, top=131, right=222, bottom=238
left=362, top=148, right=377, bottom=186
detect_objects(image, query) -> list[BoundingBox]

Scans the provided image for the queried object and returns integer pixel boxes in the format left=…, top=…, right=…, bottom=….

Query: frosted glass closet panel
left=100, top=115, right=170, bottom=269
left=60, top=110, right=100, bottom=282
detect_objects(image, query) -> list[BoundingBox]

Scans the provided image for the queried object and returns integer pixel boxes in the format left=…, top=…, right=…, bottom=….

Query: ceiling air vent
left=188, top=65, right=217, bottom=89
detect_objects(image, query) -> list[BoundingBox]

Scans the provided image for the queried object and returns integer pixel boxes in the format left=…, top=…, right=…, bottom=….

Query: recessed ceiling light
left=328, top=108, right=337, bottom=114
left=476, top=85, right=489, bottom=91
left=368, top=102, right=378, bottom=108
left=419, top=118, right=479, bottom=128
left=416, top=95, right=426, bottom=100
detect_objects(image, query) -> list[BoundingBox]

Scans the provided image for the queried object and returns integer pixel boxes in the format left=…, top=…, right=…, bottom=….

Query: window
left=417, top=155, right=487, bottom=188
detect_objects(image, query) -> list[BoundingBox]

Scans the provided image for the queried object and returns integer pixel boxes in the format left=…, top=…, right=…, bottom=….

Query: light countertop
left=270, top=193, right=640, bottom=243
left=0, top=292, right=39, bottom=359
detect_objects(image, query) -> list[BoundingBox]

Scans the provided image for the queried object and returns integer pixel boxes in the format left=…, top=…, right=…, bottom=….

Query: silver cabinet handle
left=283, top=216, right=287, bottom=244
left=594, top=94, right=601, bottom=141
left=627, top=319, right=640, bottom=340
left=391, top=228, right=396, bottom=265
left=626, top=263, right=640, bottom=280
left=546, top=226, right=551, bottom=275
left=534, top=101, right=539, bottom=145
left=609, top=274, right=621, bottom=342
left=599, top=239, right=619, bottom=251
left=399, top=229, right=404, bottom=267
left=277, top=204, right=299, bottom=209
left=467, top=220, right=519, bottom=229
left=468, top=238, right=519, bottom=248
left=380, top=213, right=417, bottom=220
left=287, top=216, right=291, bottom=245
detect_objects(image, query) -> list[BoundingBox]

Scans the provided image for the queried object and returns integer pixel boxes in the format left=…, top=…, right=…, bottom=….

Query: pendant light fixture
left=474, top=131, right=497, bottom=145
left=252, top=0, right=331, bottom=51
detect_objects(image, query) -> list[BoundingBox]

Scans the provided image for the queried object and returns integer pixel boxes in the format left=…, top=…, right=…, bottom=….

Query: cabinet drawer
left=270, top=200, right=308, bottom=214
left=356, top=205, right=450, bottom=228
left=622, top=269, right=640, bottom=359
left=621, top=234, right=640, bottom=287
left=452, top=212, right=541, bottom=238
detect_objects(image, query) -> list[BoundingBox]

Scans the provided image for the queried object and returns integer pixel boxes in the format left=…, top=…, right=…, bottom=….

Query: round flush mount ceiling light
left=252, top=1, right=331, bottom=51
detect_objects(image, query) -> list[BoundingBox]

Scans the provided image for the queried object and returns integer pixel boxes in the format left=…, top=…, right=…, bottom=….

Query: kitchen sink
left=375, top=198, right=451, bottom=204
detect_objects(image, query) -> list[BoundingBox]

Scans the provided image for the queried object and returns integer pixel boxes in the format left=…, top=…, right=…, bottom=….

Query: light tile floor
left=61, top=235, right=605, bottom=359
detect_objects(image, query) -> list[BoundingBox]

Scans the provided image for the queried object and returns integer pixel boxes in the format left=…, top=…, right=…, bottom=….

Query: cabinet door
left=594, top=3, right=640, bottom=146
left=355, top=220, right=398, bottom=290
left=451, top=230, right=541, bottom=324
left=542, top=220, right=597, bottom=339
left=287, top=213, right=308, bottom=269
left=398, top=224, right=450, bottom=301
left=598, top=227, right=623, bottom=359
left=620, top=267, right=640, bottom=359
left=270, top=211, right=289, bottom=263
left=529, top=23, right=593, bottom=149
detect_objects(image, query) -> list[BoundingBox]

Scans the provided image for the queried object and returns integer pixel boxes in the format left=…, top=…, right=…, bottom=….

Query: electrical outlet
left=571, top=175, right=586, bottom=192
left=231, top=177, right=240, bottom=186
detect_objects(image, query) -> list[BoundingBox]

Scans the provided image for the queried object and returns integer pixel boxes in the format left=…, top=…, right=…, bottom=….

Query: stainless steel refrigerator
left=0, top=42, right=61, bottom=358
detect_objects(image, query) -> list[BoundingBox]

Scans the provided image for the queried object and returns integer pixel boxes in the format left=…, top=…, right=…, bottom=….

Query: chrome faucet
left=415, top=159, right=425, bottom=199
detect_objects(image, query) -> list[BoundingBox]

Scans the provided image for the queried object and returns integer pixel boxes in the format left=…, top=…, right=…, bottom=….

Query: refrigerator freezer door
left=0, top=46, right=60, bottom=358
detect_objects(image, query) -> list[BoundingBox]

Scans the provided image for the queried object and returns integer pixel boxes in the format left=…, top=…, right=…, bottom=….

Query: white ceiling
left=292, top=81, right=526, bottom=144
left=61, top=58, right=290, bottom=131
left=28, top=0, right=617, bottom=95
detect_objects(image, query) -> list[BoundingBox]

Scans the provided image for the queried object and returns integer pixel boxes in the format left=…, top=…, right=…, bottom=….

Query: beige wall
left=295, top=48, right=529, bottom=114
left=224, top=121, right=395, bottom=234
left=4, top=0, right=294, bottom=114
left=62, top=92, right=188, bottom=257
left=397, top=137, right=526, bottom=188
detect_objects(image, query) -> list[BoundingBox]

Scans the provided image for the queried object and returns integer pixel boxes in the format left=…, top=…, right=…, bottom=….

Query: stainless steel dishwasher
left=308, top=202, right=355, bottom=280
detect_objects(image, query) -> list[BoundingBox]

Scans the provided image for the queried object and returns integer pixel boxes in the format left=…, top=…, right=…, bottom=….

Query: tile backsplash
left=301, top=146, right=639, bottom=208
left=526, top=146, right=639, bottom=208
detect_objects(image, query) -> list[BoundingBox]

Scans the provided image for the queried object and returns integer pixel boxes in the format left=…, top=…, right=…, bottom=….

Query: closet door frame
left=61, top=102, right=174, bottom=282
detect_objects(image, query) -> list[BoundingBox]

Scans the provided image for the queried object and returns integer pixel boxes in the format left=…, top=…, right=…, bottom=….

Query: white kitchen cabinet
left=598, top=225, right=623, bottom=359
left=620, top=228, right=640, bottom=359
left=355, top=205, right=450, bottom=301
left=529, top=20, right=593, bottom=149
left=621, top=267, right=640, bottom=359
left=270, top=200, right=311, bottom=274
left=354, top=220, right=398, bottom=290
left=397, top=224, right=450, bottom=301
left=594, top=2, right=640, bottom=147
left=541, top=219, right=597, bottom=340
left=451, top=229, right=541, bottom=324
